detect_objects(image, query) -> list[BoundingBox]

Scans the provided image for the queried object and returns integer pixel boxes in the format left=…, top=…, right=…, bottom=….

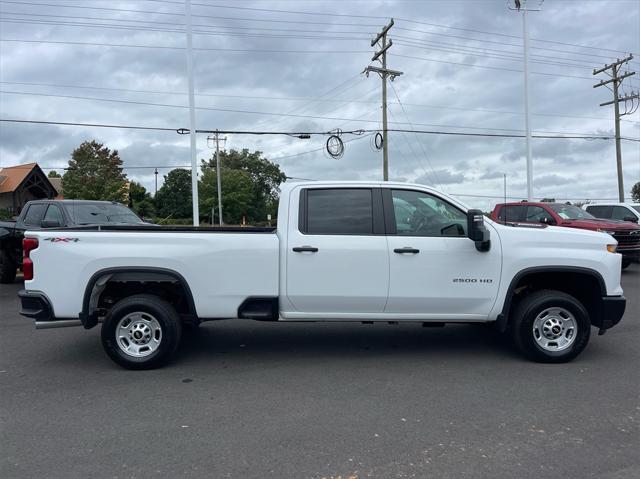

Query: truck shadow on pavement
left=171, top=322, right=523, bottom=366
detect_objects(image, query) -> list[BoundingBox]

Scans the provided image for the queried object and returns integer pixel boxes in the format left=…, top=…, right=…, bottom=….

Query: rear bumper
left=592, top=295, right=626, bottom=330
left=18, top=289, right=53, bottom=321
left=18, top=290, right=82, bottom=329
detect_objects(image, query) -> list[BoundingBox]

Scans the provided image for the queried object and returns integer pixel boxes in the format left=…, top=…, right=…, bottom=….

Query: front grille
left=613, top=230, right=640, bottom=249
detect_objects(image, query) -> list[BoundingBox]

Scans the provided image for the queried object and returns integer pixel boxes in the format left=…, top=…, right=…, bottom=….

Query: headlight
left=597, top=229, right=616, bottom=235
left=607, top=244, right=617, bottom=253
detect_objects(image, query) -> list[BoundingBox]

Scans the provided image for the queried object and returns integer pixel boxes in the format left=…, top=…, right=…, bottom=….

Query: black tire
left=621, top=260, right=631, bottom=270
left=101, top=294, right=182, bottom=370
left=0, top=248, right=17, bottom=284
left=510, top=290, right=591, bottom=363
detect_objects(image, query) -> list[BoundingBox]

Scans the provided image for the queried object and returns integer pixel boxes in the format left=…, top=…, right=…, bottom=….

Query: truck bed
left=25, top=228, right=280, bottom=319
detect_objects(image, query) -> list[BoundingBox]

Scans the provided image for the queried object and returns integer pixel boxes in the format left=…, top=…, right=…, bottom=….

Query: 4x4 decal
left=43, top=237, right=80, bottom=243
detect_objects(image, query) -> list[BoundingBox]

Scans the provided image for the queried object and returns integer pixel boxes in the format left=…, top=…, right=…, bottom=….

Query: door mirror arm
left=467, top=209, right=491, bottom=252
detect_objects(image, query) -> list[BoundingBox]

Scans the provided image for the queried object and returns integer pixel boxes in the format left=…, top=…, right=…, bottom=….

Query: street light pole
left=522, top=4, right=533, bottom=201
left=215, top=130, right=223, bottom=226
left=185, top=0, right=199, bottom=226
left=509, top=0, right=542, bottom=201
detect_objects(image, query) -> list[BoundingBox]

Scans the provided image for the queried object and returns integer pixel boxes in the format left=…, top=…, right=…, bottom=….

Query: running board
left=36, top=319, right=83, bottom=329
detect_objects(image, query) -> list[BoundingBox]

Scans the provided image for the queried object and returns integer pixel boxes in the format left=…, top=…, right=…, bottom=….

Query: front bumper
left=618, top=248, right=640, bottom=262
left=592, top=295, right=626, bottom=330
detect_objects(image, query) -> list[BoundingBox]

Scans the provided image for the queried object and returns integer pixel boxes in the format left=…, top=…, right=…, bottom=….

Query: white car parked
left=583, top=202, right=640, bottom=224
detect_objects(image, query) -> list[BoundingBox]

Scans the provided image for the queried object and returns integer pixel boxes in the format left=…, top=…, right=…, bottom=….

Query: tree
left=201, top=149, right=286, bottom=222
left=47, top=170, right=61, bottom=178
left=128, top=181, right=155, bottom=218
left=155, top=169, right=192, bottom=219
left=63, top=141, right=128, bottom=201
left=632, top=181, right=640, bottom=202
left=199, top=168, right=254, bottom=224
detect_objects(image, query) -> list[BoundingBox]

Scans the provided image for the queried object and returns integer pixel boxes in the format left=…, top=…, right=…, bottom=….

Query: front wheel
left=511, top=290, right=590, bottom=363
left=621, top=260, right=631, bottom=270
left=101, top=294, right=182, bottom=370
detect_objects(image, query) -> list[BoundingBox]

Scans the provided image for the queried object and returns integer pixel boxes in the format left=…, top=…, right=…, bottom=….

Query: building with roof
left=0, top=163, right=59, bottom=214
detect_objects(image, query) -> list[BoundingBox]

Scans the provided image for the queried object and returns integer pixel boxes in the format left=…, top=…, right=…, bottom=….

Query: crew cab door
left=285, top=187, right=389, bottom=315
left=384, top=188, right=501, bottom=319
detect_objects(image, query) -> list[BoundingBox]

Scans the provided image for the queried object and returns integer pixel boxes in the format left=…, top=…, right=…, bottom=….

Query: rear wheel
left=0, top=248, right=17, bottom=284
left=511, top=290, right=590, bottom=363
left=101, top=294, right=182, bottom=370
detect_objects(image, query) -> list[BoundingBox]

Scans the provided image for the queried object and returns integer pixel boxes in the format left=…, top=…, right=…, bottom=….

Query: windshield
left=67, top=203, right=144, bottom=225
left=633, top=206, right=640, bottom=214
left=548, top=203, right=595, bottom=220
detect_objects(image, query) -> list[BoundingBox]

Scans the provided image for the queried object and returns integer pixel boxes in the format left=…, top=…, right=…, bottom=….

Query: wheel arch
left=496, top=266, right=606, bottom=333
left=80, top=266, right=197, bottom=329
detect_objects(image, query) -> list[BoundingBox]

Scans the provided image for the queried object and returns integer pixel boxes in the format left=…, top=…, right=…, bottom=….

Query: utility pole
left=184, top=0, right=199, bottom=226
left=207, top=131, right=226, bottom=225
left=364, top=19, right=403, bottom=181
left=593, top=54, right=637, bottom=202
left=154, top=167, right=158, bottom=196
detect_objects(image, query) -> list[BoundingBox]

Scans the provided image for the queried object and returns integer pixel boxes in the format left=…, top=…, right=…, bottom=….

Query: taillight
left=23, top=237, right=38, bottom=281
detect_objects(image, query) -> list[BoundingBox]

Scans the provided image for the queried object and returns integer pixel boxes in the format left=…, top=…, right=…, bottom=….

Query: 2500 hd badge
left=453, top=278, right=493, bottom=283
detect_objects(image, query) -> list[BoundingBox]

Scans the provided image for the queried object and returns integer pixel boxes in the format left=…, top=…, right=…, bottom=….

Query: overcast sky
left=1, top=0, right=639, bottom=210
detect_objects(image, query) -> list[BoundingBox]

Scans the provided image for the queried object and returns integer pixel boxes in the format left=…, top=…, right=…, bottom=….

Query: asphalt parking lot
left=1, top=270, right=638, bottom=479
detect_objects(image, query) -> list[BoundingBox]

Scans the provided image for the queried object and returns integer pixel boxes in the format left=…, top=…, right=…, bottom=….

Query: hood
left=561, top=217, right=639, bottom=231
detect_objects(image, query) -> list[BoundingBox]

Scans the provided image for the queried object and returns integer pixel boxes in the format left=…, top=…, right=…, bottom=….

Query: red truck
left=490, top=202, right=640, bottom=269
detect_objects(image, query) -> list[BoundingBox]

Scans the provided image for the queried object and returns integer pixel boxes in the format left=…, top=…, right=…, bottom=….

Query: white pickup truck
left=19, top=181, right=626, bottom=369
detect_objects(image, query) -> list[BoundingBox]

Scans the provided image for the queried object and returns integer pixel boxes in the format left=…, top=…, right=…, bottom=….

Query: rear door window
left=22, top=204, right=47, bottom=226
left=611, top=206, right=632, bottom=221
left=497, top=205, right=525, bottom=222
left=304, top=188, right=374, bottom=235
left=525, top=206, right=554, bottom=223
left=585, top=205, right=612, bottom=218
left=43, top=204, right=64, bottom=225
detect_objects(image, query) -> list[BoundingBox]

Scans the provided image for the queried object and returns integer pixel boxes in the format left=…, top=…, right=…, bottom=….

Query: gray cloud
left=1, top=0, right=639, bottom=213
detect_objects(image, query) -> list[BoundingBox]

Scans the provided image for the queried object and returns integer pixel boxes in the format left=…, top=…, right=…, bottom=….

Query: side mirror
left=467, top=209, right=491, bottom=252
left=41, top=219, right=61, bottom=228
left=623, top=216, right=638, bottom=223
left=540, top=217, right=556, bottom=226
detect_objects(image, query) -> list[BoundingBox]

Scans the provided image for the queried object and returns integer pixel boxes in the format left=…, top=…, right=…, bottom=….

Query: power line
left=0, top=18, right=373, bottom=41
left=1, top=89, right=631, bottom=136
left=0, top=37, right=368, bottom=53
left=394, top=39, right=595, bottom=71
left=5, top=88, right=636, bottom=138
left=2, top=80, right=635, bottom=124
left=393, top=35, right=597, bottom=69
left=388, top=83, right=442, bottom=188
left=2, top=119, right=638, bottom=141
left=391, top=53, right=594, bottom=81
left=154, top=2, right=638, bottom=57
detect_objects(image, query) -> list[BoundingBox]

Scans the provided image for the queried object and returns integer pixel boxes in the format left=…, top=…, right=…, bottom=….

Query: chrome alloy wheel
left=116, top=312, right=162, bottom=358
left=532, top=307, right=577, bottom=352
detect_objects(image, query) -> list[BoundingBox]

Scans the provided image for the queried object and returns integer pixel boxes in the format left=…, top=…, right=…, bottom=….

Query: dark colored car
left=490, top=202, right=640, bottom=269
left=0, top=200, right=150, bottom=283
